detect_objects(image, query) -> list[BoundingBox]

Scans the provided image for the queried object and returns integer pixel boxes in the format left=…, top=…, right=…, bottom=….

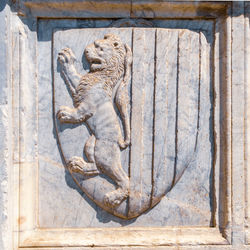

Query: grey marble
left=38, top=19, right=214, bottom=226
left=0, top=1, right=249, bottom=249
left=0, top=2, right=11, bottom=249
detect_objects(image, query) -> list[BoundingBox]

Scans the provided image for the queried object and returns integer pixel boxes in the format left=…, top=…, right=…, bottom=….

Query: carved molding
left=4, top=1, right=248, bottom=248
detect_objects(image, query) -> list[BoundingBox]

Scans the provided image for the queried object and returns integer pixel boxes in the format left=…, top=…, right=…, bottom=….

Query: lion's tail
left=115, top=44, right=132, bottom=149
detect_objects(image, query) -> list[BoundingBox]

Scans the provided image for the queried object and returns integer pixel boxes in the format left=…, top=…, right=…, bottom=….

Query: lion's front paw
left=58, top=48, right=76, bottom=65
left=58, top=48, right=77, bottom=74
left=68, top=156, right=85, bottom=174
left=57, top=106, right=74, bottom=123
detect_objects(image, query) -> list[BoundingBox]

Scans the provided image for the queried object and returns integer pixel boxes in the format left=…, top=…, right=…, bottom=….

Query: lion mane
left=73, top=33, right=132, bottom=148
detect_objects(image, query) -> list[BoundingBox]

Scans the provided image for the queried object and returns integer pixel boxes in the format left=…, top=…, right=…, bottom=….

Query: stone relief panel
left=38, top=22, right=214, bottom=227
left=1, top=1, right=247, bottom=248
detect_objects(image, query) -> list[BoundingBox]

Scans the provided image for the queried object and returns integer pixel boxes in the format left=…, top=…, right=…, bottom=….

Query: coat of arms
left=54, top=28, right=205, bottom=219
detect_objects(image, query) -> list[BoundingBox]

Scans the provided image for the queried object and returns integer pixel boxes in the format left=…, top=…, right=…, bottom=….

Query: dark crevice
left=150, top=28, right=157, bottom=207
left=171, top=32, right=180, bottom=189
left=127, top=28, right=134, bottom=217
left=195, top=32, right=201, bottom=150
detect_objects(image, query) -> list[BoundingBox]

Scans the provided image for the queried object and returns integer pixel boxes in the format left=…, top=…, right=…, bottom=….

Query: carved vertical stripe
left=152, top=29, right=200, bottom=204
left=173, top=30, right=200, bottom=184
left=129, top=28, right=155, bottom=217
left=152, top=29, right=178, bottom=204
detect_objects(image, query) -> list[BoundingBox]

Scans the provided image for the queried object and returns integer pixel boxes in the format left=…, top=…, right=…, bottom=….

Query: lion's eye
left=113, top=42, right=119, bottom=47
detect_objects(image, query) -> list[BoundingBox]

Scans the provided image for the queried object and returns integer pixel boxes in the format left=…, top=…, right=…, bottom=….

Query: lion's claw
left=119, top=138, right=131, bottom=149
left=57, top=111, right=71, bottom=122
left=57, top=106, right=73, bottom=123
left=58, top=48, right=76, bottom=65
left=67, top=156, right=99, bottom=176
left=104, top=188, right=129, bottom=208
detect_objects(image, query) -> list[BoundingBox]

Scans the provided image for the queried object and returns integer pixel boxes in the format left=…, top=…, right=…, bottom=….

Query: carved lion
left=57, top=34, right=132, bottom=208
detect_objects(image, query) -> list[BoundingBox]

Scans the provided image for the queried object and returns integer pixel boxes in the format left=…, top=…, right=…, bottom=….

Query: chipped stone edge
left=0, top=2, right=13, bottom=250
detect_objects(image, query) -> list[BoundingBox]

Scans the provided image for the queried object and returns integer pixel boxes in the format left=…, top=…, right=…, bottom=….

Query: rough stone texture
left=0, top=1, right=249, bottom=249
left=0, top=2, right=12, bottom=250
left=246, top=2, right=250, bottom=245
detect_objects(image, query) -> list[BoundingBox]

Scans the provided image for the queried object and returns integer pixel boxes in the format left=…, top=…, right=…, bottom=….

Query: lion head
left=84, top=34, right=127, bottom=75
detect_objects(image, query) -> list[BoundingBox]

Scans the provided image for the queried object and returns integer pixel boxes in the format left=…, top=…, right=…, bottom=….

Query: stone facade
left=0, top=1, right=250, bottom=249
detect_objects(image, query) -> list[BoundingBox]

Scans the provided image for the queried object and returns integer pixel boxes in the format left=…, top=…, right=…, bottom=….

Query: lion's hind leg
left=94, top=139, right=129, bottom=208
left=68, top=135, right=99, bottom=176
left=68, top=156, right=99, bottom=176
left=104, top=188, right=129, bottom=209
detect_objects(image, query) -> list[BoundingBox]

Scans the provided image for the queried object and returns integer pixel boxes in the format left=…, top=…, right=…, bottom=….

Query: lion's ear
left=124, top=44, right=132, bottom=66
left=104, top=34, right=112, bottom=39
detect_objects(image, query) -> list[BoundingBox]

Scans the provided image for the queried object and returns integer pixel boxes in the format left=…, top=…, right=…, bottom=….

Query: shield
left=53, top=27, right=206, bottom=219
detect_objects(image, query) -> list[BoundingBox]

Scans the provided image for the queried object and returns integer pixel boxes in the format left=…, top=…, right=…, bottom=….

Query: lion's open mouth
left=90, top=58, right=102, bottom=65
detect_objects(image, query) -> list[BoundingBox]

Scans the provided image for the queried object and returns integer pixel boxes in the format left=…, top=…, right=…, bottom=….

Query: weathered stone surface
left=0, top=1, right=249, bottom=249
left=19, top=0, right=131, bottom=18
left=36, top=24, right=212, bottom=224
left=0, top=2, right=12, bottom=250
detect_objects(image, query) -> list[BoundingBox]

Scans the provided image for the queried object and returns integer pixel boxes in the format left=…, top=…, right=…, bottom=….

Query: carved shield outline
left=53, top=27, right=206, bottom=219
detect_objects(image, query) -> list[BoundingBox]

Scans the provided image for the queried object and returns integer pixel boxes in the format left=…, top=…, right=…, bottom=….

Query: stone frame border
left=2, top=0, right=248, bottom=248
